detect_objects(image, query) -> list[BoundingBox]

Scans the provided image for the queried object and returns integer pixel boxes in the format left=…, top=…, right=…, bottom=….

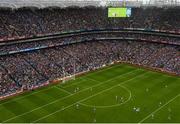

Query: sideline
left=0, top=85, right=55, bottom=106
left=33, top=71, right=147, bottom=123
left=0, top=64, right=120, bottom=102
left=138, top=94, right=180, bottom=123
left=2, top=69, right=140, bottom=123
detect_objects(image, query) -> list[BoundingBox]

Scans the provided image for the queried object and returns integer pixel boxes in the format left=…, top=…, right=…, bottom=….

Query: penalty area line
left=61, top=64, right=122, bottom=88
left=2, top=68, right=138, bottom=123
left=138, top=94, right=180, bottom=123
left=54, top=86, right=72, bottom=95
left=33, top=71, right=147, bottom=122
left=79, top=85, right=132, bottom=108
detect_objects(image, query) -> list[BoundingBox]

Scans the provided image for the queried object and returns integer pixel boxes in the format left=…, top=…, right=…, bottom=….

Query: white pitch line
left=84, top=77, right=101, bottom=83
left=138, top=93, right=180, bottom=123
left=65, top=65, right=136, bottom=89
left=2, top=69, right=140, bottom=123
left=33, top=71, right=147, bottom=123
left=0, top=64, right=120, bottom=107
left=54, top=86, right=72, bottom=95
left=0, top=85, right=55, bottom=106
left=2, top=91, right=73, bottom=123
left=79, top=85, right=132, bottom=108
left=62, top=79, right=86, bottom=88
left=85, top=64, right=122, bottom=75
left=62, top=64, right=122, bottom=88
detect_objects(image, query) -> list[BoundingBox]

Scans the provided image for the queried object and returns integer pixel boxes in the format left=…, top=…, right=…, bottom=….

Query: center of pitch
left=79, top=85, right=131, bottom=108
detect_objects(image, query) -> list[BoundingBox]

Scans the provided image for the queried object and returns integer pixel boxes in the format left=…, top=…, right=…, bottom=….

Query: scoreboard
left=108, top=7, right=131, bottom=18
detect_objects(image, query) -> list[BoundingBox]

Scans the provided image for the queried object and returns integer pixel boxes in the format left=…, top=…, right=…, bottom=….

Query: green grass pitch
left=108, top=8, right=127, bottom=17
left=0, top=64, right=180, bottom=123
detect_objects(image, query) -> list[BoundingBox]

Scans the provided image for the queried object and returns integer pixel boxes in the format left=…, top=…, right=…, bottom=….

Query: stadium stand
left=0, top=7, right=179, bottom=99
left=0, top=7, right=180, bottom=40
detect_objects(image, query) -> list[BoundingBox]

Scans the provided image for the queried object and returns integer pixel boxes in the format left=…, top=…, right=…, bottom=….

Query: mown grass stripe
left=1, top=64, right=179, bottom=123
left=138, top=94, right=180, bottom=123
left=2, top=68, right=138, bottom=123
left=33, top=71, right=147, bottom=122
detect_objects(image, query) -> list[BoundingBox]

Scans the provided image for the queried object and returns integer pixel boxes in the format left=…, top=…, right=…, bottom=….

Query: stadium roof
left=0, top=0, right=179, bottom=9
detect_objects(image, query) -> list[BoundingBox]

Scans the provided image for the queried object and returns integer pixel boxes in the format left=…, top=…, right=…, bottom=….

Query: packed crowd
left=0, top=66, right=19, bottom=96
left=0, top=40, right=179, bottom=97
left=0, top=7, right=180, bottom=39
left=0, top=7, right=179, bottom=98
left=0, top=32, right=179, bottom=54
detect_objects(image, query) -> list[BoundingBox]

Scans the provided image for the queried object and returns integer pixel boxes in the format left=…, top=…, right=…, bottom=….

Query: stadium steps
left=40, top=52, right=63, bottom=71
left=63, top=49, right=89, bottom=69
left=0, top=64, right=22, bottom=87
left=23, top=58, right=49, bottom=80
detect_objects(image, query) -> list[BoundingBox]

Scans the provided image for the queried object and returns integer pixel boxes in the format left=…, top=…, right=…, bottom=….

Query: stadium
left=0, top=0, right=180, bottom=123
